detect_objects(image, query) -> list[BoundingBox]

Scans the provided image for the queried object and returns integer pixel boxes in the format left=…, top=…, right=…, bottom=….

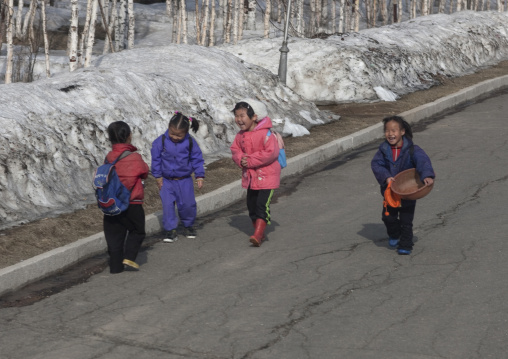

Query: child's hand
left=241, top=155, right=248, bottom=167
left=424, top=177, right=434, bottom=186
left=156, top=177, right=163, bottom=191
left=196, top=178, right=204, bottom=189
left=386, top=177, right=395, bottom=184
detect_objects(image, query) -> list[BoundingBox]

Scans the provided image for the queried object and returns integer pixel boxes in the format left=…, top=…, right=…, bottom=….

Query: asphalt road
left=1, top=92, right=508, bottom=359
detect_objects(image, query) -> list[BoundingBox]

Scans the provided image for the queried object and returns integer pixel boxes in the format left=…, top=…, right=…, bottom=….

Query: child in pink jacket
left=230, top=98, right=281, bottom=247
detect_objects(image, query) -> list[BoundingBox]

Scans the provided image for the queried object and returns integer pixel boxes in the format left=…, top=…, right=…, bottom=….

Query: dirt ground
left=1, top=61, right=508, bottom=270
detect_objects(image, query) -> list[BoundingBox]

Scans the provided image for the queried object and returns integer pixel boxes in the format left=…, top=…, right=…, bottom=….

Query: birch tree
left=201, top=0, right=210, bottom=45
left=172, top=0, right=178, bottom=42
left=103, top=0, right=117, bottom=53
left=353, top=0, right=359, bottom=32
left=232, top=0, right=238, bottom=42
left=331, top=0, right=336, bottom=32
left=209, top=0, right=216, bottom=46
left=297, top=0, right=304, bottom=35
left=180, top=0, right=187, bottom=44
left=338, top=0, right=344, bottom=32
left=238, top=0, right=244, bottom=41
left=397, top=0, right=402, bottom=22
left=195, top=0, right=201, bottom=44
left=264, top=0, right=271, bottom=38
left=40, top=0, right=50, bottom=78
left=246, top=0, right=255, bottom=30
left=80, top=0, right=93, bottom=65
left=21, top=0, right=36, bottom=39
left=15, top=0, right=22, bottom=37
left=5, top=0, right=14, bottom=84
left=225, top=0, right=232, bottom=42
left=127, top=0, right=134, bottom=48
left=69, top=0, right=79, bottom=71
left=84, top=0, right=98, bottom=67
left=115, top=0, right=126, bottom=50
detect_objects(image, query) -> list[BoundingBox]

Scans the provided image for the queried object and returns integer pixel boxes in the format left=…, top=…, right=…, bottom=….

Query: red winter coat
left=105, top=143, right=149, bottom=204
left=230, top=117, right=281, bottom=190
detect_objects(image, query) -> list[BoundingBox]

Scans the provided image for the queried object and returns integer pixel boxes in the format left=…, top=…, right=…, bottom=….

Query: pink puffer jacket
left=230, top=117, right=281, bottom=190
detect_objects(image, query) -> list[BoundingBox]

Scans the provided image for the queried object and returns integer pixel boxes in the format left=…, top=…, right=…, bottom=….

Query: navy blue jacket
left=371, top=136, right=435, bottom=197
left=151, top=131, right=205, bottom=179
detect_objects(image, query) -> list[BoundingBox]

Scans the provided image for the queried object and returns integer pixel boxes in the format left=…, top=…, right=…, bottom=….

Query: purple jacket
left=151, top=131, right=205, bottom=179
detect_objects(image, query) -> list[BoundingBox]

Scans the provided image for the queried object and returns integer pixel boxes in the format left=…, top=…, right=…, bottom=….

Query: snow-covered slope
left=221, top=11, right=508, bottom=103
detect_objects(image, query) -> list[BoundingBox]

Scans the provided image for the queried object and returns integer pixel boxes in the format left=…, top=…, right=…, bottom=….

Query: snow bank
left=221, top=11, right=508, bottom=104
left=0, top=45, right=323, bottom=229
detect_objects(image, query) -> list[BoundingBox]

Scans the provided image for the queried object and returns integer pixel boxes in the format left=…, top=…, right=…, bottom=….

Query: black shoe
left=183, top=226, right=197, bottom=238
left=163, top=229, right=178, bottom=243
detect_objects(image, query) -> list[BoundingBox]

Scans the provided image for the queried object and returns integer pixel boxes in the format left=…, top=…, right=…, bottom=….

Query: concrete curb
left=1, top=75, right=507, bottom=296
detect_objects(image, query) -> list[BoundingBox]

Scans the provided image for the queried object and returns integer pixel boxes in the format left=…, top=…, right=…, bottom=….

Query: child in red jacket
left=103, top=121, right=149, bottom=273
left=230, top=99, right=281, bottom=247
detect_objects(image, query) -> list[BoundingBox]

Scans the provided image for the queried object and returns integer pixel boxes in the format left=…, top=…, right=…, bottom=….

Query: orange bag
left=383, top=181, right=401, bottom=216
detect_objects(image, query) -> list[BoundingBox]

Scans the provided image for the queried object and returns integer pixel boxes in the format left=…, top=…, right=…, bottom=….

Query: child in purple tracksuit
left=151, top=112, right=205, bottom=243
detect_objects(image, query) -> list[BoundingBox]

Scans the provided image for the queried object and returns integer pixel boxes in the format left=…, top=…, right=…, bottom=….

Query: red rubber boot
left=250, top=219, right=267, bottom=247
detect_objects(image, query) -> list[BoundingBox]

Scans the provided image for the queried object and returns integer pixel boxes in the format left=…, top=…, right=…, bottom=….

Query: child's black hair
left=382, top=115, right=413, bottom=140
left=107, top=121, right=131, bottom=144
left=232, top=102, right=255, bottom=119
left=169, top=112, right=199, bottom=133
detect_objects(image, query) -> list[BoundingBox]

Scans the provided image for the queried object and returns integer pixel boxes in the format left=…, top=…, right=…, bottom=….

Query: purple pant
left=160, top=177, right=197, bottom=231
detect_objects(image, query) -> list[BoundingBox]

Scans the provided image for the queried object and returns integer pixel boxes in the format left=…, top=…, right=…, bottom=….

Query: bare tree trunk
left=353, top=0, right=359, bottom=31
left=238, top=0, right=244, bottom=41
left=79, top=0, right=92, bottom=65
left=316, top=0, right=322, bottom=30
left=84, top=0, right=98, bottom=67
left=0, top=0, right=5, bottom=53
left=103, top=0, right=117, bottom=53
left=180, top=0, right=187, bottom=43
left=421, top=0, right=428, bottom=15
left=176, top=0, right=181, bottom=43
left=21, top=0, right=36, bottom=38
left=264, top=0, right=270, bottom=37
left=201, top=0, right=209, bottom=45
left=497, top=0, right=502, bottom=10
left=41, top=0, right=50, bottom=78
left=15, top=0, right=22, bottom=38
left=338, top=0, right=344, bottom=32
left=209, top=0, right=216, bottom=46
left=225, top=0, right=232, bottom=42
left=232, top=0, right=238, bottom=42
left=331, top=0, right=336, bottom=32
left=195, top=0, right=200, bottom=44
left=5, top=0, right=14, bottom=84
left=127, top=0, right=134, bottom=48
left=397, top=0, right=402, bottom=21
left=438, top=0, right=445, bottom=12
left=69, top=0, right=79, bottom=71
left=365, top=0, right=371, bottom=27
left=344, top=0, right=349, bottom=32
left=297, top=0, right=304, bottom=35
left=172, top=0, right=178, bottom=42
left=246, top=0, right=255, bottom=30
left=116, top=0, right=126, bottom=50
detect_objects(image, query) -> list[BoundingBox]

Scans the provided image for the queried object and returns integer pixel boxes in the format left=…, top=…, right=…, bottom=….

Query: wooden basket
left=391, top=168, right=434, bottom=200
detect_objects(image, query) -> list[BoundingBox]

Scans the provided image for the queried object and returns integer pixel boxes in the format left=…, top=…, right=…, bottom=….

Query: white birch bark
left=15, top=0, right=22, bottom=38
left=201, top=0, right=209, bottom=45
left=225, top=0, right=232, bottom=42
left=116, top=0, right=126, bottom=50
left=397, top=0, right=402, bottom=22
left=172, top=0, right=178, bottom=42
left=246, top=0, right=255, bottom=30
left=344, top=0, right=349, bottom=32
left=69, top=0, right=79, bottom=71
left=21, top=0, right=36, bottom=38
left=354, top=0, right=359, bottom=32
left=103, top=0, right=117, bottom=53
left=101, top=0, right=109, bottom=30
left=176, top=0, right=181, bottom=43
left=79, top=0, right=92, bottom=64
left=238, top=0, right=244, bottom=41
left=232, top=0, right=238, bottom=43
left=438, top=0, right=444, bottom=12
left=316, top=0, right=322, bottom=29
left=127, top=0, right=134, bottom=49
left=365, top=0, right=371, bottom=27
left=41, top=0, right=50, bottom=78
left=263, top=0, right=270, bottom=38
left=195, top=0, right=200, bottom=44
left=331, top=0, right=336, bottom=32
left=84, top=0, right=98, bottom=67
left=5, top=0, right=14, bottom=84
left=209, top=0, right=216, bottom=46
left=297, top=0, right=304, bottom=35
left=181, top=0, right=187, bottom=44
left=497, top=0, right=502, bottom=11
left=421, top=0, right=428, bottom=15
left=322, top=0, right=328, bottom=27
left=338, top=0, right=344, bottom=32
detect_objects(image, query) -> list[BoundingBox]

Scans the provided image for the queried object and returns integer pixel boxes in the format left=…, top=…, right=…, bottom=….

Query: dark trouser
left=103, top=204, right=146, bottom=273
left=382, top=200, right=416, bottom=250
left=247, top=188, right=274, bottom=225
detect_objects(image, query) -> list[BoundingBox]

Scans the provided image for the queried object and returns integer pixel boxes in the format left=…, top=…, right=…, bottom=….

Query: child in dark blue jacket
left=151, top=112, right=205, bottom=242
left=371, top=116, right=435, bottom=255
